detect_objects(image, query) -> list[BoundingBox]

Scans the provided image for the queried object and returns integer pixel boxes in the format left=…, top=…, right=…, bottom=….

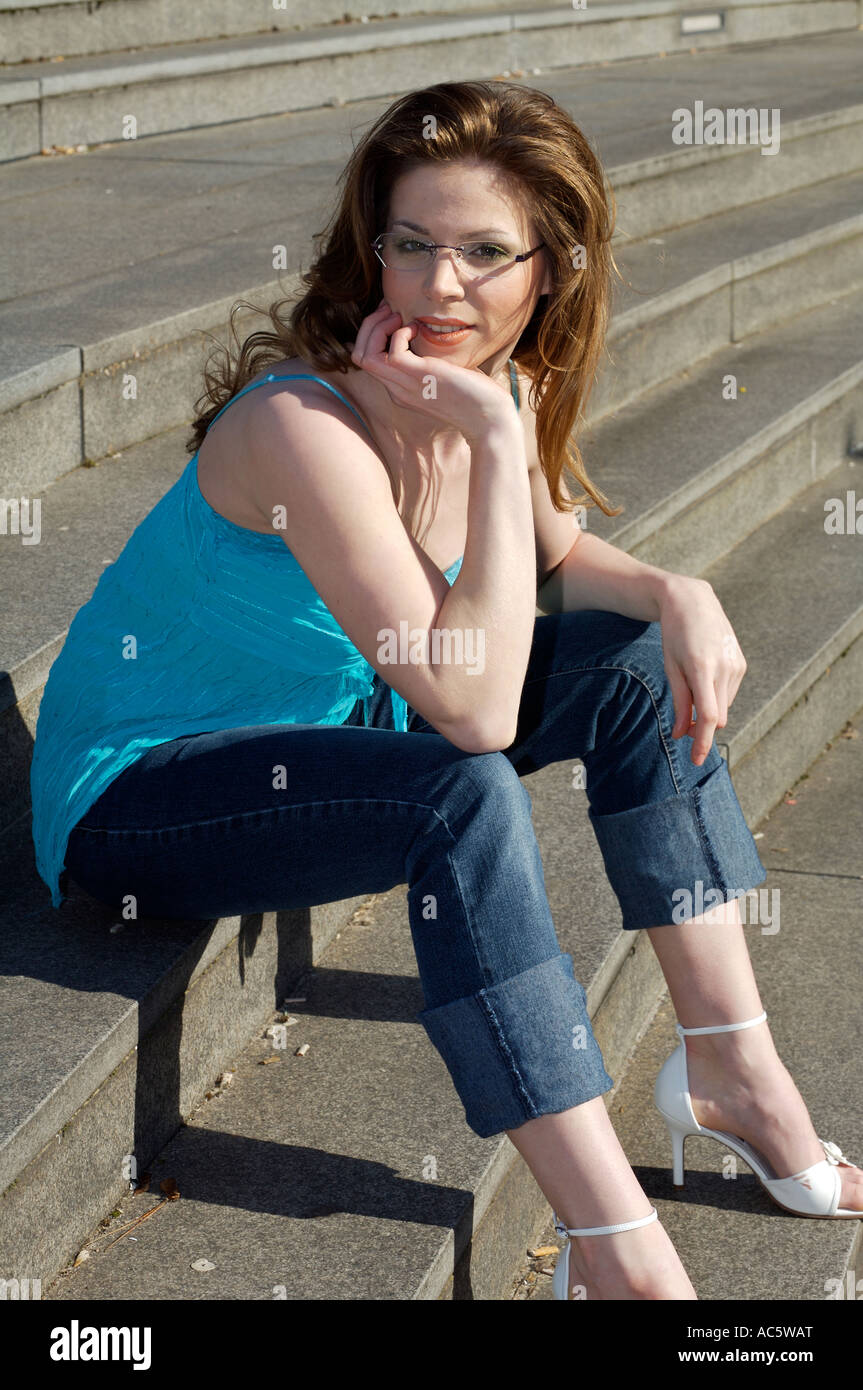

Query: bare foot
left=683, top=1023, right=863, bottom=1213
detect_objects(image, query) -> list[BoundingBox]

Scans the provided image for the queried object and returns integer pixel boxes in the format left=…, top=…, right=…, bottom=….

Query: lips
left=416, top=318, right=473, bottom=328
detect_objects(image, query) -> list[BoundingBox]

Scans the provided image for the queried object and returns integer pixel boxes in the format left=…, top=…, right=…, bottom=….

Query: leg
left=646, top=903, right=863, bottom=1212
left=63, top=716, right=614, bottom=1134
left=505, top=1102, right=697, bottom=1299
left=401, top=609, right=773, bottom=1294
left=437, top=608, right=860, bottom=1221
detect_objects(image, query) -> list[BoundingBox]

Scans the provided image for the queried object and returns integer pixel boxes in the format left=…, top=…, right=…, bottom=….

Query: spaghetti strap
left=507, top=358, right=520, bottom=411
left=205, top=373, right=375, bottom=440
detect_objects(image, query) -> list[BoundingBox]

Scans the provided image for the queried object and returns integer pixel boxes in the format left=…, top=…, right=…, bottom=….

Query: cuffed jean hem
left=589, top=757, right=767, bottom=932
left=417, top=952, right=614, bottom=1140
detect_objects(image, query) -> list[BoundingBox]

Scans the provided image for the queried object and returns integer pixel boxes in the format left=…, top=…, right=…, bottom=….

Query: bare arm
left=246, top=382, right=535, bottom=752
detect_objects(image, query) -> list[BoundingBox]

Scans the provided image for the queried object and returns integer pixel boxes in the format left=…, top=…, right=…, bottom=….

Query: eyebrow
left=390, top=219, right=513, bottom=240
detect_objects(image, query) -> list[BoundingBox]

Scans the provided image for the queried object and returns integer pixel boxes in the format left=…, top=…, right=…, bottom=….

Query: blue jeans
left=64, top=611, right=765, bottom=1138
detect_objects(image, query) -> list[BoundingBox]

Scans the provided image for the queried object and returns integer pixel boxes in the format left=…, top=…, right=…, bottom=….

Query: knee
left=597, top=621, right=672, bottom=720
left=437, top=749, right=533, bottom=826
left=613, top=619, right=667, bottom=692
left=586, top=621, right=679, bottom=765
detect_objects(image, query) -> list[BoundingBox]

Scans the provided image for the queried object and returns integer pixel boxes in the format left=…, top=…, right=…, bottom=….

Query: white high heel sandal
left=654, top=1010, right=863, bottom=1219
left=551, top=1206, right=658, bottom=1300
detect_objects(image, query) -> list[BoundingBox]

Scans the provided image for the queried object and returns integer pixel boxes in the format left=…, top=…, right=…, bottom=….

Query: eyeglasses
left=372, top=231, right=545, bottom=278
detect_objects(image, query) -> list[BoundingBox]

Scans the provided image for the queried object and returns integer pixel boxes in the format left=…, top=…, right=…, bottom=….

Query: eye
left=466, top=243, right=508, bottom=261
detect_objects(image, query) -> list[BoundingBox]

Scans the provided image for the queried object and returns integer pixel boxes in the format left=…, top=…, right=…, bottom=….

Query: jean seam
left=691, top=780, right=727, bottom=892
left=475, top=989, right=538, bottom=1124
left=442, top=842, right=501, bottom=995
left=75, top=783, right=497, bottom=1001
left=522, top=660, right=682, bottom=794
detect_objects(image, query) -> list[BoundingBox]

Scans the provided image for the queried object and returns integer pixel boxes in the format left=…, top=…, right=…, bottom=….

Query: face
left=379, top=158, right=552, bottom=380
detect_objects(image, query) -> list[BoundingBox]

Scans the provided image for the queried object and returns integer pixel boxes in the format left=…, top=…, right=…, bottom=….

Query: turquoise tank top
left=29, top=360, right=521, bottom=909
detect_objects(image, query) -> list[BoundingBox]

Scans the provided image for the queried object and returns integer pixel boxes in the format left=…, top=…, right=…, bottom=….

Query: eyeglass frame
left=371, top=231, right=546, bottom=275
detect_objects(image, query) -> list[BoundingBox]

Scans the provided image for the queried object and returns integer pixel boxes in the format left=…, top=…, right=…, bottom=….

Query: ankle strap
left=553, top=1206, right=658, bottom=1239
left=675, top=1010, right=767, bottom=1038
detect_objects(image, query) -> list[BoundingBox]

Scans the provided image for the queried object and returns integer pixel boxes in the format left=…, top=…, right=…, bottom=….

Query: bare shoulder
left=247, top=354, right=376, bottom=441
left=197, top=355, right=382, bottom=534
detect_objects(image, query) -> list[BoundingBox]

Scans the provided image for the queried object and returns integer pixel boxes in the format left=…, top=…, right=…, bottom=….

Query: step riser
left=612, top=108, right=863, bottom=244
left=730, top=627, right=863, bottom=827
left=1, top=0, right=529, bottom=66
left=0, top=890, right=372, bottom=1284
left=593, top=220, right=863, bottom=424
left=0, top=875, right=371, bottom=1196
left=2, top=5, right=857, bottom=163
left=0, top=305, right=267, bottom=497
left=623, top=380, right=863, bottom=575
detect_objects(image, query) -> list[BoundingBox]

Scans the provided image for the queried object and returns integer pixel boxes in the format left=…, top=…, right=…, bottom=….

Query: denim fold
left=418, top=952, right=614, bottom=1138
left=589, top=756, right=766, bottom=931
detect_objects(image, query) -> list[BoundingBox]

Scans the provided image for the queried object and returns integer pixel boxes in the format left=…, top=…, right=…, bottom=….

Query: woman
left=30, top=80, right=862, bottom=1300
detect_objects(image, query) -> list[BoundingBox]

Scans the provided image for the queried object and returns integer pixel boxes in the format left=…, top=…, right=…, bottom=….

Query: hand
left=657, top=575, right=747, bottom=766
left=349, top=299, right=519, bottom=442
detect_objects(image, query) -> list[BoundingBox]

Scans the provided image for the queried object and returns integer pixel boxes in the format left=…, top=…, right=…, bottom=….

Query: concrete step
left=596, top=168, right=863, bottom=421
left=591, top=285, right=863, bottom=578
left=3, top=0, right=855, bottom=160
left=1, top=0, right=551, bottom=66
left=699, top=455, right=863, bottom=828
left=513, top=710, right=863, bottom=1302
left=3, top=31, right=862, bottom=491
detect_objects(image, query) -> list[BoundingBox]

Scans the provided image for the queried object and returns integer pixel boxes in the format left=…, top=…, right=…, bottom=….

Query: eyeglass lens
left=377, top=233, right=515, bottom=273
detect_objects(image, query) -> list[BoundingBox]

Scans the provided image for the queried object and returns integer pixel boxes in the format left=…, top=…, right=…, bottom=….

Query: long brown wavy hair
left=186, top=79, right=622, bottom=518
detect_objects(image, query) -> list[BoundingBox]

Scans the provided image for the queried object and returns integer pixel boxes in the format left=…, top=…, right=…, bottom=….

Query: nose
left=421, top=247, right=469, bottom=297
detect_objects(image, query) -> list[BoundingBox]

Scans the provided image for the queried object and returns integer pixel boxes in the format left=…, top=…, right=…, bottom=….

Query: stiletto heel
left=667, top=1117, right=688, bottom=1188
left=550, top=1206, right=658, bottom=1301
left=654, top=1011, right=863, bottom=1219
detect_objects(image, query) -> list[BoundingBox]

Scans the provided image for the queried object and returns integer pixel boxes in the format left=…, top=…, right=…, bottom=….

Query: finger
left=667, top=664, right=694, bottom=739
left=384, top=321, right=421, bottom=361
left=351, top=304, right=400, bottom=362
left=359, top=313, right=410, bottom=369
left=358, top=322, right=422, bottom=389
left=712, top=665, right=730, bottom=731
left=726, top=655, right=747, bottom=709
left=688, top=673, right=718, bottom=764
left=354, top=309, right=401, bottom=363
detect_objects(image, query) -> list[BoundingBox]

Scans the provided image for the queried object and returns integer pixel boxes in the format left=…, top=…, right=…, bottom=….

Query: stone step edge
left=0, top=887, right=372, bottom=1198
left=1, top=0, right=849, bottom=103
left=610, top=358, right=863, bottom=556
left=4, top=113, right=862, bottom=465
left=605, top=211, right=863, bottom=347
left=4, top=860, right=667, bottom=1293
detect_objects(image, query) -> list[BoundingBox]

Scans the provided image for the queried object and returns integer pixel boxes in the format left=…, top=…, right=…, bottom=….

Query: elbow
left=447, top=714, right=518, bottom=755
